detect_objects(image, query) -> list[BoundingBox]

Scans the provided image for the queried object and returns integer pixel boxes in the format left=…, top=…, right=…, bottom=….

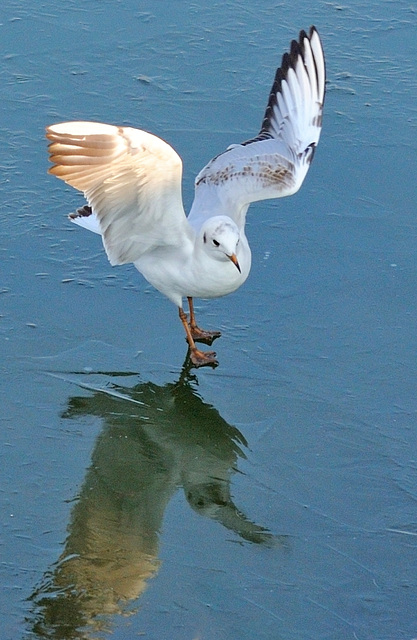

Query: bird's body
left=135, top=224, right=251, bottom=305
left=46, top=26, right=326, bottom=366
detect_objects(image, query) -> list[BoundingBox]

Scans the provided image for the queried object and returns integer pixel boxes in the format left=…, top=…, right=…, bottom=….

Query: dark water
left=2, top=1, right=417, bottom=638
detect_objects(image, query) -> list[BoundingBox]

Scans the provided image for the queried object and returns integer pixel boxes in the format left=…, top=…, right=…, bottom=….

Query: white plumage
left=46, top=26, right=325, bottom=367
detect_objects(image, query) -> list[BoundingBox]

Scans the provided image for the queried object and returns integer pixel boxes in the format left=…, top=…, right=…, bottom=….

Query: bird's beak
left=227, top=253, right=241, bottom=273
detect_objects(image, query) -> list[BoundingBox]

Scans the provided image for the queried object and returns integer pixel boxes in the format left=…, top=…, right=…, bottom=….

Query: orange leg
left=179, top=307, right=218, bottom=367
left=187, top=297, right=221, bottom=344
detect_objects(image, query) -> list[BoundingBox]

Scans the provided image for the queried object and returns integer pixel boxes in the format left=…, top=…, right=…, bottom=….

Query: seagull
left=46, top=26, right=325, bottom=367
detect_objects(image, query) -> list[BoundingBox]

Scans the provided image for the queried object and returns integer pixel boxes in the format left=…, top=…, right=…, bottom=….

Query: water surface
left=1, top=1, right=417, bottom=638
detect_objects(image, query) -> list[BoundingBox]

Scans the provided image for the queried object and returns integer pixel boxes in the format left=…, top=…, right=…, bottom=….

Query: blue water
left=1, top=1, right=417, bottom=638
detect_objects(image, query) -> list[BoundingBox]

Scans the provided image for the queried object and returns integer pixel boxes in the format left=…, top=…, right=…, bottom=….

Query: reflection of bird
left=46, top=27, right=325, bottom=367
left=28, top=363, right=277, bottom=638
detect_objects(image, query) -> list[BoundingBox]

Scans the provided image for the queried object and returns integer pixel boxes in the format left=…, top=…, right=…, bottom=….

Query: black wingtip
left=259, top=26, right=324, bottom=135
left=235, top=26, right=324, bottom=150
left=69, top=204, right=92, bottom=220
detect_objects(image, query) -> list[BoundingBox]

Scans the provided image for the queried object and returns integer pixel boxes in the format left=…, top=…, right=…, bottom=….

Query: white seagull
left=46, top=26, right=325, bottom=367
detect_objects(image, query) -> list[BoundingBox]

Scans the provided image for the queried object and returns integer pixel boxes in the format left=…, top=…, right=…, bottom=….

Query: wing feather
left=46, top=122, right=192, bottom=265
left=188, top=26, right=325, bottom=230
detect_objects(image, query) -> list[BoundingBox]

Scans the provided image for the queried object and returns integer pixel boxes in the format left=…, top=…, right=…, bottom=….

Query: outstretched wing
left=46, top=122, right=193, bottom=265
left=188, top=26, right=325, bottom=230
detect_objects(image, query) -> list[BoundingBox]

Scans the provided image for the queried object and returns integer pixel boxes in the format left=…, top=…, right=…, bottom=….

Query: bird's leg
left=178, top=307, right=218, bottom=367
left=187, top=297, right=221, bottom=345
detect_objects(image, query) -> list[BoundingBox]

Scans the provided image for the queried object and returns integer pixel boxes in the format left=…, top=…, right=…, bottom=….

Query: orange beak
left=228, top=253, right=241, bottom=273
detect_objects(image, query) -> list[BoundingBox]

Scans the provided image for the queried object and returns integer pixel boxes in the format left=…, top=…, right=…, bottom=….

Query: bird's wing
left=46, top=122, right=193, bottom=265
left=188, top=26, right=325, bottom=230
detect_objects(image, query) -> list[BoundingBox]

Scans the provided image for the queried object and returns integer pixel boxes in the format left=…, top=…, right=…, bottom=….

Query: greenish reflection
left=28, top=361, right=276, bottom=639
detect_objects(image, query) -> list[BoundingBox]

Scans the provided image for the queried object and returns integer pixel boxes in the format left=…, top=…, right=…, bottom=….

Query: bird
left=46, top=26, right=325, bottom=367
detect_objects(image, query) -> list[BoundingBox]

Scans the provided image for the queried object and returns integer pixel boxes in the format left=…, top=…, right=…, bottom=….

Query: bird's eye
left=212, top=239, right=220, bottom=247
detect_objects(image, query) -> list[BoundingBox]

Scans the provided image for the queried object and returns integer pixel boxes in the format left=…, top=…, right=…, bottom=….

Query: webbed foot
left=190, top=348, right=218, bottom=368
left=190, top=326, right=222, bottom=345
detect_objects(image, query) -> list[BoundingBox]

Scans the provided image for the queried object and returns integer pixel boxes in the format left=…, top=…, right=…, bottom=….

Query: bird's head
left=200, top=216, right=241, bottom=272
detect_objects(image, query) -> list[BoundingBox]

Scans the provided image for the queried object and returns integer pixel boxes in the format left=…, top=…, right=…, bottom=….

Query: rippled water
left=2, top=1, right=417, bottom=638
